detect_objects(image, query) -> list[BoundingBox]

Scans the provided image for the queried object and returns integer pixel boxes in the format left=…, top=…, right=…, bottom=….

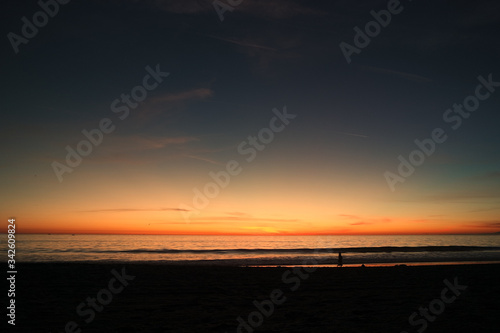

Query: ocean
left=3, top=234, right=500, bottom=266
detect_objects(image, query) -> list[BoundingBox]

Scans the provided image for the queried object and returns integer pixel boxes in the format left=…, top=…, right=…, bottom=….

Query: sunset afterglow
left=2, top=0, right=499, bottom=236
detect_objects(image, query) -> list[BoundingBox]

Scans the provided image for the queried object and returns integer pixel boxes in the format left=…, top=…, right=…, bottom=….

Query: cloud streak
left=205, top=34, right=278, bottom=51
left=339, top=214, right=392, bottom=226
left=80, top=208, right=189, bottom=213
left=462, top=221, right=500, bottom=230
left=151, top=88, right=213, bottom=104
left=194, top=215, right=301, bottom=223
left=183, top=154, right=223, bottom=166
left=363, top=66, right=432, bottom=83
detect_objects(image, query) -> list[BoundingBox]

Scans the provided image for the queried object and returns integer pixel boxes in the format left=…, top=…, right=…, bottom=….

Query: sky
left=1, top=0, right=500, bottom=235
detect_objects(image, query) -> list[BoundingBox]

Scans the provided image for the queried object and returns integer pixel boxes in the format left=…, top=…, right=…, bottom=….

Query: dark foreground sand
left=10, top=263, right=500, bottom=333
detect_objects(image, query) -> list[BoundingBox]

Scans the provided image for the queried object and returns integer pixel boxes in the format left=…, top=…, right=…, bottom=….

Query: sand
left=13, top=263, right=500, bottom=332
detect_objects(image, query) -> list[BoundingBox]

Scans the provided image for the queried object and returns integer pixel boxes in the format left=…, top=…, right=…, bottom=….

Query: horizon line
left=5, top=232, right=500, bottom=236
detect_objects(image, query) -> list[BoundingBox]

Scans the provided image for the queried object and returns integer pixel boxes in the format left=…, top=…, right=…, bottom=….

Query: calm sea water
left=3, top=234, right=500, bottom=266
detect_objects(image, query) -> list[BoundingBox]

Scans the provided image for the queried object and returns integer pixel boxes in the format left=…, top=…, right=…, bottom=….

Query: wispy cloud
left=151, top=88, right=213, bottom=104
left=349, top=222, right=372, bottom=226
left=134, top=88, right=214, bottom=122
left=205, top=34, right=278, bottom=51
left=363, top=66, right=432, bottom=83
left=339, top=214, right=392, bottom=226
left=98, top=135, right=197, bottom=154
left=481, top=222, right=500, bottom=229
left=183, top=154, right=223, bottom=166
left=462, top=221, right=500, bottom=229
left=197, top=216, right=301, bottom=223
left=80, top=207, right=189, bottom=213
left=226, top=211, right=253, bottom=217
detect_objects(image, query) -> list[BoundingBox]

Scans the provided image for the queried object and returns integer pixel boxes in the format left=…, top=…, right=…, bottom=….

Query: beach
left=14, top=262, right=500, bottom=332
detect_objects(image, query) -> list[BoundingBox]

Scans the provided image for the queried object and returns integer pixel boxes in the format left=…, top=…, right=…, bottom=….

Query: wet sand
left=13, top=263, right=500, bottom=332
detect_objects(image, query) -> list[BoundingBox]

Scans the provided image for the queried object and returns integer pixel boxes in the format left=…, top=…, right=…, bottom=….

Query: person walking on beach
left=337, top=252, right=343, bottom=267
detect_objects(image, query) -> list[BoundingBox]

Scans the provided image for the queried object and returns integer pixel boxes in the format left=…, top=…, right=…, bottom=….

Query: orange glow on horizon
left=10, top=219, right=498, bottom=236
left=3, top=170, right=499, bottom=237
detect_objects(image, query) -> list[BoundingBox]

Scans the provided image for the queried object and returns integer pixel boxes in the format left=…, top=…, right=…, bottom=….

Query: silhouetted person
left=337, top=252, right=343, bottom=267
